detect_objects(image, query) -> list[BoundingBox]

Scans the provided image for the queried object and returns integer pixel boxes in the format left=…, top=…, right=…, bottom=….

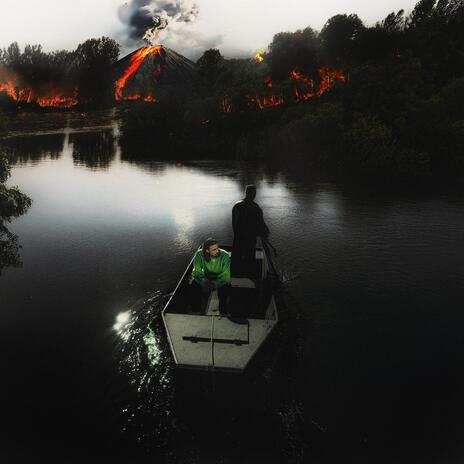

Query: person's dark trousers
left=218, top=283, right=231, bottom=314
left=232, top=236, right=257, bottom=277
left=189, top=280, right=231, bottom=314
left=189, top=279, right=209, bottom=313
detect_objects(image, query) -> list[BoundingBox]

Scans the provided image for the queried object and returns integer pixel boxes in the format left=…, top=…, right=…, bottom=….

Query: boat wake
left=113, top=290, right=175, bottom=452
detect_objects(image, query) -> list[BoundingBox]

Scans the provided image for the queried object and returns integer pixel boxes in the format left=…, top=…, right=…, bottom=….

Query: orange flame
left=290, top=67, right=346, bottom=100
left=0, top=81, right=18, bottom=100
left=37, top=87, right=79, bottom=108
left=221, top=67, right=346, bottom=113
left=246, top=94, right=284, bottom=109
left=254, top=50, right=264, bottom=63
left=290, top=69, right=315, bottom=100
left=115, top=46, right=163, bottom=102
left=219, top=95, right=233, bottom=113
left=317, top=67, right=346, bottom=96
left=0, top=77, right=79, bottom=108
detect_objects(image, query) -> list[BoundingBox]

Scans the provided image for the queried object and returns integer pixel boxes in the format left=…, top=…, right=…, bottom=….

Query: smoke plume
left=119, top=1, right=199, bottom=41
left=117, top=0, right=221, bottom=59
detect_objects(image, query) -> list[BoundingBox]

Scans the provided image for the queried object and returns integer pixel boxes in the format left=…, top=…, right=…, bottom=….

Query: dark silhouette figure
left=232, top=185, right=269, bottom=277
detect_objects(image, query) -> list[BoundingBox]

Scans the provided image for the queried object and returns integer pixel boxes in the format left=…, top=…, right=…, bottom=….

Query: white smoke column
left=142, top=16, right=169, bottom=45
left=119, top=0, right=199, bottom=42
left=118, top=0, right=221, bottom=59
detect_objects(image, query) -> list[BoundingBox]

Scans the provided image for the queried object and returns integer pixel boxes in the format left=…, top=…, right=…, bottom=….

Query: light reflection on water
left=113, top=291, right=175, bottom=452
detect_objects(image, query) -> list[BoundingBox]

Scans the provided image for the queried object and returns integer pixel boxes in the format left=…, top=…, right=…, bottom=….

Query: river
left=1, top=110, right=464, bottom=463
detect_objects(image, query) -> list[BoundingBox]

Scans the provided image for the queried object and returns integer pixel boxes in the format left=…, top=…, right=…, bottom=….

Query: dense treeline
left=0, top=37, right=119, bottom=107
left=1, top=1, right=464, bottom=177
left=120, top=0, right=464, bottom=177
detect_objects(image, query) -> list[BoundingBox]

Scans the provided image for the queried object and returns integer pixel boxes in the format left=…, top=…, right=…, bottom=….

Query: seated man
left=190, top=237, right=231, bottom=315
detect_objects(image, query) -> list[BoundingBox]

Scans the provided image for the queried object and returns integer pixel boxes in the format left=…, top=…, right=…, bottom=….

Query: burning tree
left=0, top=37, right=119, bottom=109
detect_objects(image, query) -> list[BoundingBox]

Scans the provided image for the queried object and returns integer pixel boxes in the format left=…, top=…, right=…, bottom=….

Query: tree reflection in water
left=70, top=129, right=115, bottom=169
left=1, top=133, right=65, bottom=165
left=0, top=153, right=32, bottom=274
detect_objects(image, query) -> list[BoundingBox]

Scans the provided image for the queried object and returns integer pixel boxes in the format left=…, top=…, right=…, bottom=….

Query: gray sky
left=0, top=0, right=420, bottom=60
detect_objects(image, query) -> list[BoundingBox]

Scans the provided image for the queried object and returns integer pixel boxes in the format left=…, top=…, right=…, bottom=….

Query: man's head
left=245, top=184, right=256, bottom=200
left=202, top=237, right=219, bottom=260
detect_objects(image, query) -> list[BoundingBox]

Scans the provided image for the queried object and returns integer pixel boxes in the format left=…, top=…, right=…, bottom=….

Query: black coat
left=232, top=199, right=269, bottom=243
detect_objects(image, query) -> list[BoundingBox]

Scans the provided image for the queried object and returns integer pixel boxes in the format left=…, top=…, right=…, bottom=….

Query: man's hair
left=245, top=184, right=256, bottom=200
left=202, top=237, right=218, bottom=261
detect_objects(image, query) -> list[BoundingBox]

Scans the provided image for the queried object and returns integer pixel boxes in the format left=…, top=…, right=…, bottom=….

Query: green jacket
left=191, top=248, right=231, bottom=288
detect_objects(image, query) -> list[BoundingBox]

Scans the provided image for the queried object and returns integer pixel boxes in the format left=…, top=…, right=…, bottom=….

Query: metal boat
left=162, top=244, right=278, bottom=372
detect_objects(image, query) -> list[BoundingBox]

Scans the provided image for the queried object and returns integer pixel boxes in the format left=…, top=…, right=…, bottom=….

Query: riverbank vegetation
left=0, top=111, right=32, bottom=274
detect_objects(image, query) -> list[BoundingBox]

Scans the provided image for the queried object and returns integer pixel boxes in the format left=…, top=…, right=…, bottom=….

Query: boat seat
left=205, top=289, right=220, bottom=316
left=230, top=277, right=255, bottom=288
left=204, top=278, right=256, bottom=316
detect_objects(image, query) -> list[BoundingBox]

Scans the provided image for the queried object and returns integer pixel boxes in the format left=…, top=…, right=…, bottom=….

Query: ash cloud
left=119, top=1, right=199, bottom=41
left=117, top=0, right=221, bottom=59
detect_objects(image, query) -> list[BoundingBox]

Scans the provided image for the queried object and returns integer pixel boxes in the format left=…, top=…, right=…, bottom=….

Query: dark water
left=1, top=111, right=464, bottom=463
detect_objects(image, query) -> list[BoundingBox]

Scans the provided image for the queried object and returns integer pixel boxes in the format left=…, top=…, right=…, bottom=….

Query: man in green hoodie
left=190, top=237, right=231, bottom=314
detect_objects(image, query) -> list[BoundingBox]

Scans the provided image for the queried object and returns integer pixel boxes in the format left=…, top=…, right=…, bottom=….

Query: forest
left=0, top=0, right=463, bottom=177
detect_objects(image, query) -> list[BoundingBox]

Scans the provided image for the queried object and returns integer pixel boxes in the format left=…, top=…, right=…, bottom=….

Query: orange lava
left=115, top=46, right=163, bottom=101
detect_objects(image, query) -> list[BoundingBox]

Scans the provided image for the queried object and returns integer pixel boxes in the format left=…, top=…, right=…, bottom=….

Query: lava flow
left=114, top=46, right=163, bottom=101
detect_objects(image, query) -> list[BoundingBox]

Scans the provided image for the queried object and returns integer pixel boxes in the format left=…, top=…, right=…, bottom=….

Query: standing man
left=232, top=185, right=269, bottom=277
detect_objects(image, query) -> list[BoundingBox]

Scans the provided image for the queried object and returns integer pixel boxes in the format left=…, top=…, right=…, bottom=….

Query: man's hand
left=200, top=278, right=216, bottom=291
left=206, top=280, right=216, bottom=291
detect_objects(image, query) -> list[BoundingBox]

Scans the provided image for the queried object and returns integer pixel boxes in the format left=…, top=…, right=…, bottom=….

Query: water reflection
left=6, top=109, right=119, bottom=135
left=1, top=133, right=65, bottom=164
left=3, top=111, right=464, bottom=462
left=113, top=310, right=131, bottom=339
left=110, top=281, right=316, bottom=462
left=113, top=291, right=174, bottom=452
left=70, top=129, right=116, bottom=169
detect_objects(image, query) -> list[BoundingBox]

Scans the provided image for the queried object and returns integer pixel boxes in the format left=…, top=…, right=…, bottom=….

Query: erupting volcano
left=113, top=45, right=196, bottom=102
